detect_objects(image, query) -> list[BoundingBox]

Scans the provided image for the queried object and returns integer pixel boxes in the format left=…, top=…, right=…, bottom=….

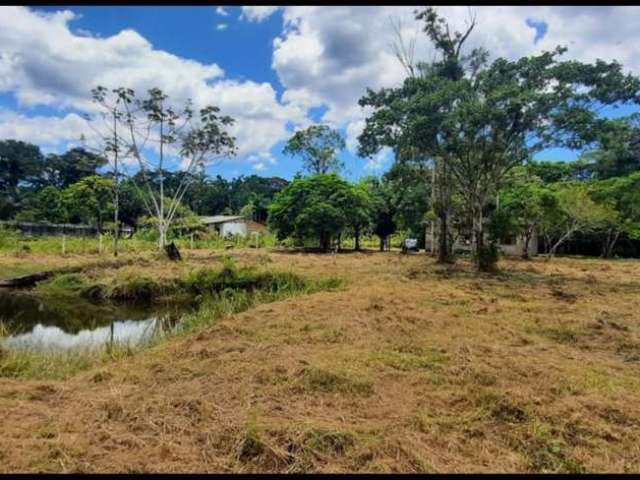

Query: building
left=199, top=215, right=267, bottom=238
left=424, top=227, right=539, bottom=257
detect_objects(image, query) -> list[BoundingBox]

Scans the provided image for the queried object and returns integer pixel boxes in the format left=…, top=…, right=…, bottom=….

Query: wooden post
left=61, top=235, right=66, bottom=256
left=190, top=233, right=194, bottom=250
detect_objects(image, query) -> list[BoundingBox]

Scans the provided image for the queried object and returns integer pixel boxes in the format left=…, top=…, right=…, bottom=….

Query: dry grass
left=1, top=249, right=639, bottom=472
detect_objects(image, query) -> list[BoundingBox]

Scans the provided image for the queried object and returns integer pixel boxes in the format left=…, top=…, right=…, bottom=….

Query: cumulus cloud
left=0, top=6, right=307, bottom=165
left=240, top=6, right=281, bottom=23
left=247, top=151, right=277, bottom=171
left=267, top=6, right=640, bottom=162
left=0, top=108, right=91, bottom=147
left=364, top=147, right=393, bottom=173
left=215, top=6, right=229, bottom=17
left=2, top=6, right=640, bottom=176
left=216, top=23, right=228, bottom=31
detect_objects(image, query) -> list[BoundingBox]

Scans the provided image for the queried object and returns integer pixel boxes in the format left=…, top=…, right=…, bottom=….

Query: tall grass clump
left=0, top=342, right=140, bottom=380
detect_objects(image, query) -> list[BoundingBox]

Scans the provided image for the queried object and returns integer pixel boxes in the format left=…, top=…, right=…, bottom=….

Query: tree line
left=1, top=7, right=639, bottom=267
left=0, top=140, right=288, bottom=230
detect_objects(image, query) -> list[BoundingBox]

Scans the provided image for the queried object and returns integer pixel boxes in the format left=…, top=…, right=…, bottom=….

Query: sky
left=0, top=5, right=639, bottom=181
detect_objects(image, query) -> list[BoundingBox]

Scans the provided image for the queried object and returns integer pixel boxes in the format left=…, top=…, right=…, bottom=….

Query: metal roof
left=199, top=215, right=245, bottom=224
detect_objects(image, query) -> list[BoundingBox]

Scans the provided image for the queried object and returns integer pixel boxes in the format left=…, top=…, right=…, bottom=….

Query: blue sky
left=1, top=6, right=639, bottom=181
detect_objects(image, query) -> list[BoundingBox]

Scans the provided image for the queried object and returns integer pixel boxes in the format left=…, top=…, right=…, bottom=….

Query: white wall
left=220, top=221, right=248, bottom=237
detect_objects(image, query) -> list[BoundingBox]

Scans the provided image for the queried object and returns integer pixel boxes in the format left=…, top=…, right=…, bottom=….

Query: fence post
left=61, top=235, right=66, bottom=255
left=190, top=233, right=194, bottom=250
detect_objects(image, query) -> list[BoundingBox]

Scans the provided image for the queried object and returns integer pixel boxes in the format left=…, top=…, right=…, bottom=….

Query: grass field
left=0, top=249, right=639, bottom=472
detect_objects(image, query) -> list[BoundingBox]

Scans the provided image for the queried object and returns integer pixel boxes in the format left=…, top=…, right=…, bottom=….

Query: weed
left=297, top=368, right=374, bottom=396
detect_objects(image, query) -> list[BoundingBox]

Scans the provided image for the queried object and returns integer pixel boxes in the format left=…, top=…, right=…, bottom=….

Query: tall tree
left=88, top=86, right=237, bottom=253
left=41, top=148, right=108, bottom=189
left=64, top=176, right=114, bottom=233
left=360, top=8, right=640, bottom=271
left=0, top=140, right=44, bottom=219
left=268, top=174, right=355, bottom=251
left=283, top=125, right=346, bottom=175
left=497, top=168, right=557, bottom=259
left=545, top=183, right=613, bottom=256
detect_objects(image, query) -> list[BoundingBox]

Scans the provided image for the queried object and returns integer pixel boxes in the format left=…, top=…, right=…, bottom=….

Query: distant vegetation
left=1, top=7, right=639, bottom=266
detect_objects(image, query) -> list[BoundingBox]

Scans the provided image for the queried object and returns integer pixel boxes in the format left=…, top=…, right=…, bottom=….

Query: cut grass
left=0, top=259, right=342, bottom=380
left=0, top=251, right=639, bottom=472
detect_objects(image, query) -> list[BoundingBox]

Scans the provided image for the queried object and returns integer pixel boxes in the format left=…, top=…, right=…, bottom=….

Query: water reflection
left=3, top=318, right=159, bottom=350
left=0, top=289, right=190, bottom=351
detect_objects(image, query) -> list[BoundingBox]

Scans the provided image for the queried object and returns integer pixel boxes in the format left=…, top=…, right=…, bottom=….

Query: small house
left=199, top=215, right=267, bottom=238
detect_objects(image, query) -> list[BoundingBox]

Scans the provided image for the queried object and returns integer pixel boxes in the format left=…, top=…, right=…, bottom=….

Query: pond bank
left=0, top=257, right=342, bottom=379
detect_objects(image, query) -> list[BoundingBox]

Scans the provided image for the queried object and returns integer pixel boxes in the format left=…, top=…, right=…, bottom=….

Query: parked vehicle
left=402, top=238, right=419, bottom=253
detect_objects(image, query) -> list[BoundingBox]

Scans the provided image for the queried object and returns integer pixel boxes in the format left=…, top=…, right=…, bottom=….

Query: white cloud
left=268, top=6, right=640, bottom=164
left=3, top=6, right=640, bottom=178
left=0, top=108, right=91, bottom=147
left=364, top=147, right=393, bottom=172
left=216, top=23, right=228, bottom=31
left=0, top=6, right=308, bottom=164
left=247, top=151, right=277, bottom=171
left=240, top=6, right=281, bottom=23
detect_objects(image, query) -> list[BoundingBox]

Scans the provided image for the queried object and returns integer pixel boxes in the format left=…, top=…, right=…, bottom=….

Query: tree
left=359, top=7, right=640, bottom=271
left=348, top=181, right=373, bottom=251
left=497, top=168, right=557, bottom=259
left=239, top=202, right=255, bottom=221
left=283, top=125, right=346, bottom=175
left=0, top=140, right=44, bottom=219
left=590, top=171, right=640, bottom=257
left=579, top=115, right=640, bottom=179
left=63, top=176, right=114, bottom=233
left=383, top=159, right=432, bottom=247
left=41, top=148, right=108, bottom=189
left=268, top=174, right=354, bottom=251
left=33, top=186, right=68, bottom=224
left=89, top=86, right=237, bottom=253
left=363, top=176, right=397, bottom=251
left=546, top=183, right=613, bottom=256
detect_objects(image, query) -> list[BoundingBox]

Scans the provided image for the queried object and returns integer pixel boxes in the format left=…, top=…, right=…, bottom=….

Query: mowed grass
left=0, top=250, right=639, bottom=473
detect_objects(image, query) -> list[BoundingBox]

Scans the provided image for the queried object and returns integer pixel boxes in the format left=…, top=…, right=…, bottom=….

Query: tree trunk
left=319, top=231, right=330, bottom=251
left=522, top=227, right=532, bottom=260
left=158, top=222, right=167, bottom=251
left=355, top=227, right=361, bottom=251
left=549, top=230, right=573, bottom=257
left=472, top=205, right=495, bottom=272
left=473, top=208, right=485, bottom=270
left=437, top=209, right=449, bottom=263
left=601, top=229, right=620, bottom=258
left=113, top=113, right=120, bottom=258
left=379, top=236, right=384, bottom=251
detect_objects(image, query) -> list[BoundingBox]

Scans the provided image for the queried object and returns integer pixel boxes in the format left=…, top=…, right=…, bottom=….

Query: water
left=0, top=290, right=192, bottom=351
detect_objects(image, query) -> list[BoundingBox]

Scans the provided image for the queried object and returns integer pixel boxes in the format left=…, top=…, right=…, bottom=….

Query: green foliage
left=283, top=125, right=346, bottom=175
left=0, top=140, right=44, bottom=219
left=358, top=7, right=640, bottom=268
left=268, top=174, right=360, bottom=250
left=63, top=175, right=114, bottom=231
left=41, top=148, right=108, bottom=189
left=33, top=186, right=68, bottom=224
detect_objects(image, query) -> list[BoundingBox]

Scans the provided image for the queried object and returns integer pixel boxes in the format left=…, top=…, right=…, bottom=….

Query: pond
left=0, top=289, right=193, bottom=351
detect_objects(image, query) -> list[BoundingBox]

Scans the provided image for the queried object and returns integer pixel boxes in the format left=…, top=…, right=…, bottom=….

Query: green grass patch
left=0, top=342, right=139, bottom=380
left=0, top=261, right=341, bottom=380
left=368, top=347, right=448, bottom=371
left=297, top=368, right=374, bottom=396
